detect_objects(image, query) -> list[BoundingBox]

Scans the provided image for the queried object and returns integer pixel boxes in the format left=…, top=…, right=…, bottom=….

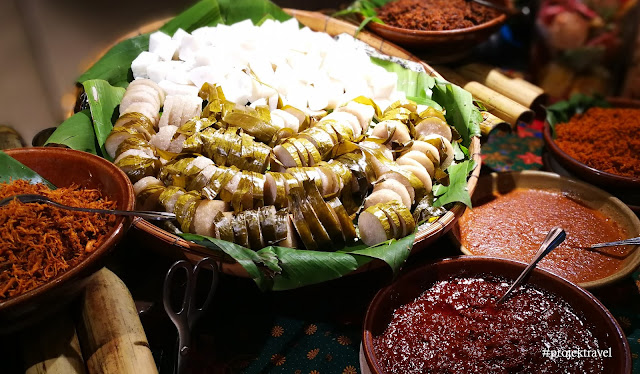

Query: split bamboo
left=76, top=268, right=157, bottom=374
left=22, top=313, right=87, bottom=374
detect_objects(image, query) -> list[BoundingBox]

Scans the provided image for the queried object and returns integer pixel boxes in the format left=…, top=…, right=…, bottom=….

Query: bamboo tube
left=435, top=66, right=535, bottom=128
left=479, top=111, right=511, bottom=137
left=76, top=268, right=157, bottom=374
left=456, top=63, right=547, bottom=109
left=21, top=313, right=87, bottom=374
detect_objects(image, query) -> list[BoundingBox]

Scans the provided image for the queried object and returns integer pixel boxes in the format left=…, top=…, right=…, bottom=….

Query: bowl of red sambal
left=543, top=97, right=640, bottom=210
left=453, top=171, right=640, bottom=289
left=0, top=147, right=134, bottom=333
left=362, top=256, right=631, bottom=374
left=348, top=0, right=509, bottom=62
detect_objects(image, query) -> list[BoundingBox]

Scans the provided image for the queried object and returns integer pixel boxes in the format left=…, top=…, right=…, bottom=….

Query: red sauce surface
left=373, top=277, right=604, bottom=374
left=459, top=188, right=628, bottom=283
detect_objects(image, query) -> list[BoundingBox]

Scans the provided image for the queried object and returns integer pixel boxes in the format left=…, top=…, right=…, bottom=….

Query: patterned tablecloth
left=119, top=120, right=640, bottom=373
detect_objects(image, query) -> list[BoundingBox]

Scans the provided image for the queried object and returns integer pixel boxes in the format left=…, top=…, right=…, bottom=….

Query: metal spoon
left=0, top=194, right=175, bottom=221
left=580, top=237, right=640, bottom=249
left=496, top=227, right=566, bottom=305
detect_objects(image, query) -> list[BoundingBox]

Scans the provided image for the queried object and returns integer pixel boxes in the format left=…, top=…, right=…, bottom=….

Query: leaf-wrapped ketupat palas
left=113, top=76, right=462, bottom=252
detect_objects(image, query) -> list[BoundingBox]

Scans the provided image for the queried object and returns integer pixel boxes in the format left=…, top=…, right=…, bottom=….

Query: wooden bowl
left=360, top=1, right=509, bottom=63
left=93, top=10, right=482, bottom=277
left=362, top=256, right=631, bottom=374
left=0, top=147, right=134, bottom=333
left=542, top=98, right=640, bottom=210
left=451, top=171, right=640, bottom=289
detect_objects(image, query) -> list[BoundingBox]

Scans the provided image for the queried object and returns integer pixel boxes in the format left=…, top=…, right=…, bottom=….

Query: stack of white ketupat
left=130, top=18, right=404, bottom=116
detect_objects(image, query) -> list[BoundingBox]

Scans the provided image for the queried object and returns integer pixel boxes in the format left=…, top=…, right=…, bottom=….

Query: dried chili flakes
left=377, top=0, right=501, bottom=31
left=0, top=180, right=116, bottom=300
left=555, top=107, right=640, bottom=179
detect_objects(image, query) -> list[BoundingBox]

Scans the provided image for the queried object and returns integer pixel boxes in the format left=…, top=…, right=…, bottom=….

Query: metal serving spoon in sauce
left=496, top=226, right=566, bottom=305
left=0, top=194, right=175, bottom=221
left=578, top=237, right=640, bottom=249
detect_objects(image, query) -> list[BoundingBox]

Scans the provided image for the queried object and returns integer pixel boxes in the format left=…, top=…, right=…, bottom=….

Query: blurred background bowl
left=543, top=98, right=640, bottom=212
left=451, top=171, right=640, bottom=289
left=362, top=256, right=631, bottom=374
left=0, top=147, right=135, bottom=333
left=360, top=0, right=509, bottom=63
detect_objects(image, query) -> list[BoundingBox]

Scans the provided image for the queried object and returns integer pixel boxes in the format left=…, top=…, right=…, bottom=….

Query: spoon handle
left=589, top=237, right=640, bottom=248
left=45, top=200, right=176, bottom=221
left=497, top=227, right=566, bottom=304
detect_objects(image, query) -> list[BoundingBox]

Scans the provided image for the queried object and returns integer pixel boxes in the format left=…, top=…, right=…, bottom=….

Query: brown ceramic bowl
left=361, top=1, right=508, bottom=63
left=0, top=147, right=135, bottom=333
left=362, top=256, right=631, bottom=374
left=451, top=171, right=640, bottom=289
left=543, top=98, right=640, bottom=210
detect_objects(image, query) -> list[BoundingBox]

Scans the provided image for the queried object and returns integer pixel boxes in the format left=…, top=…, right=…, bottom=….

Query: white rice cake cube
left=166, top=63, right=193, bottom=85
left=189, top=66, right=225, bottom=91
left=147, top=61, right=173, bottom=83
left=158, top=80, right=200, bottom=97
left=178, top=34, right=202, bottom=62
left=149, top=31, right=179, bottom=61
left=131, top=51, right=161, bottom=79
left=172, top=28, right=190, bottom=43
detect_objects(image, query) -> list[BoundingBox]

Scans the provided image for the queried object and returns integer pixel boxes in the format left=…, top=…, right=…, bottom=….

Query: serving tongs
left=0, top=194, right=175, bottom=221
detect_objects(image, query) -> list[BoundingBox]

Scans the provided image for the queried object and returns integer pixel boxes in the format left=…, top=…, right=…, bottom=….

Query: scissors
left=162, top=257, right=219, bottom=374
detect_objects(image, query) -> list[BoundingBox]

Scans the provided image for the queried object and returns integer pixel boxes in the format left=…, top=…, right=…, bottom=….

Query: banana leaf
left=0, top=151, right=55, bottom=188
left=78, top=34, right=149, bottom=88
left=545, top=94, right=610, bottom=137
left=43, top=0, right=482, bottom=291
left=181, top=230, right=414, bottom=291
left=217, top=0, right=290, bottom=24
left=333, top=0, right=391, bottom=30
left=160, top=0, right=223, bottom=35
left=45, top=109, right=98, bottom=155
left=432, top=159, right=476, bottom=207
left=82, top=79, right=126, bottom=159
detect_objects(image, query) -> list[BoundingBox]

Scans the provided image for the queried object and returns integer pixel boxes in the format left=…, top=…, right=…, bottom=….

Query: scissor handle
left=186, top=257, right=219, bottom=329
left=163, top=258, right=219, bottom=374
left=162, top=260, right=193, bottom=322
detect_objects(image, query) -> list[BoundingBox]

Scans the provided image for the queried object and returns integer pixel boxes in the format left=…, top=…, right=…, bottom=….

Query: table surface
left=0, top=115, right=638, bottom=374
left=105, top=120, right=640, bottom=374
left=0, top=125, right=638, bottom=374
left=2, top=4, right=637, bottom=373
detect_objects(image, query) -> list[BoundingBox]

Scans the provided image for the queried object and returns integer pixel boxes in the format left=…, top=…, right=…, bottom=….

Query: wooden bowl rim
left=361, top=11, right=507, bottom=37
left=455, top=170, right=640, bottom=289
left=0, top=147, right=135, bottom=310
left=362, top=255, right=632, bottom=374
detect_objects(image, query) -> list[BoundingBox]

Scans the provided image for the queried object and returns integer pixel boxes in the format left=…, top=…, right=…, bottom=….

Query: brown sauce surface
left=373, top=277, right=604, bottom=374
left=459, top=188, right=628, bottom=283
